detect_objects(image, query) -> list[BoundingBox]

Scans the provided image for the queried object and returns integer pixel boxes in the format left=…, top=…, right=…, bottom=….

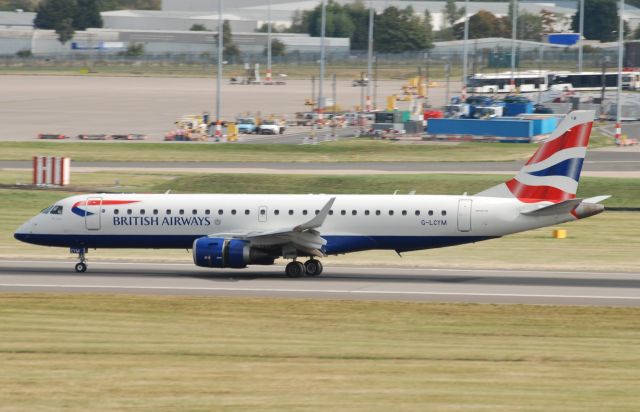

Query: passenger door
left=457, top=199, right=472, bottom=232
left=85, top=197, right=102, bottom=230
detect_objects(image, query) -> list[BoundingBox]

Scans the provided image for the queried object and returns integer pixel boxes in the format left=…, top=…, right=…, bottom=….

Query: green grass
left=0, top=140, right=540, bottom=162
left=1, top=294, right=640, bottom=411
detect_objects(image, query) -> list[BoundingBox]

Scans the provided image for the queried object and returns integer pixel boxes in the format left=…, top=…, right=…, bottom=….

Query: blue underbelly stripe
left=14, top=233, right=497, bottom=254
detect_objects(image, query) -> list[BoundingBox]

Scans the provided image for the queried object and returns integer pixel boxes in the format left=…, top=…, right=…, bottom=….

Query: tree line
left=21, top=0, right=640, bottom=53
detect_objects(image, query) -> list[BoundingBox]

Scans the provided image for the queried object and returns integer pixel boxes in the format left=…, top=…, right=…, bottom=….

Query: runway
left=2, top=260, right=639, bottom=306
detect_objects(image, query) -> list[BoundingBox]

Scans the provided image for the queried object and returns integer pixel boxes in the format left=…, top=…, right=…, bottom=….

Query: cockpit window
left=50, top=205, right=63, bottom=215
left=40, top=205, right=54, bottom=214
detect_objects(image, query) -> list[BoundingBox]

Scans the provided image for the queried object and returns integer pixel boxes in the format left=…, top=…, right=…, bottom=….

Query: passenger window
left=415, top=210, right=420, bottom=216
left=442, top=210, right=447, bottom=216
left=50, top=205, right=63, bottom=215
left=114, top=209, right=120, bottom=215
left=303, top=210, right=308, bottom=215
left=179, top=209, right=184, bottom=215
left=315, top=210, right=320, bottom=215
left=127, top=209, right=132, bottom=215
left=192, top=209, right=198, bottom=215
left=166, top=209, right=171, bottom=215
left=402, top=210, right=407, bottom=216
left=140, top=209, right=146, bottom=215
left=352, top=210, right=357, bottom=215
left=389, top=210, right=394, bottom=216
left=231, top=209, right=237, bottom=215
left=274, top=210, right=280, bottom=215
left=288, top=210, right=294, bottom=215
left=260, top=209, right=266, bottom=215
left=365, top=210, right=370, bottom=215
left=341, top=210, right=346, bottom=216
left=329, top=210, right=334, bottom=215
left=218, top=209, right=223, bottom=215
left=245, top=209, right=250, bottom=215
left=375, top=210, right=381, bottom=215
left=428, top=210, right=433, bottom=216
left=205, top=209, right=210, bottom=215
left=153, top=209, right=158, bottom=215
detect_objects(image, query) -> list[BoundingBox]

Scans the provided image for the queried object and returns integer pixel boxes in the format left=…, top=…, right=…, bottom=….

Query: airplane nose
left=14, top=221, right=34, bottom=243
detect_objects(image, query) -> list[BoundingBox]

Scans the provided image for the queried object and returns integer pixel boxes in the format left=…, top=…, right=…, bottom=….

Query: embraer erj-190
left=15, top=111, right=608, bottom=277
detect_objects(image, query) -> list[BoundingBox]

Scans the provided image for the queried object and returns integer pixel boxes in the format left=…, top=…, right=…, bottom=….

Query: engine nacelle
left=192, top=237, right=274, bottom=268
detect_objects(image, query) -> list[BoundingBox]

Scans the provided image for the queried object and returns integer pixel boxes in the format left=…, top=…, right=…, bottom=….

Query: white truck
left=257, top=119, right=285, bottom=135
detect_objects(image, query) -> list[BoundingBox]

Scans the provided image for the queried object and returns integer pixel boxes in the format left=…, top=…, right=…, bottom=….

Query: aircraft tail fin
left=475, top=110, right=594, bottom=203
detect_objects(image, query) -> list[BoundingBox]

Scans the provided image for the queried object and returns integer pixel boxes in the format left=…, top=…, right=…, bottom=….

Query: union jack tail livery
left=476, top=110, right=594, bottom=203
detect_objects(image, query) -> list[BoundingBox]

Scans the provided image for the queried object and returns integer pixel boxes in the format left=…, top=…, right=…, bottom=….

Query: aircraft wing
left=205, top=197, right=336, bottom=257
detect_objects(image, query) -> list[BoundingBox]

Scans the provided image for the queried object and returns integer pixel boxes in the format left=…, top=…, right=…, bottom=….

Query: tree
left=266, top=38, right=286, bottom=57
left=221, top=20, right=241, bottom=61
left=374, top=6, right=432, bottom=52
left=518, top=12, right=543, bottom=41
left=190, top=24, right=208, bottom=31
left=73, top=0, right=102, bottom=31
left=540, top=9, right=557, bottom=34
left=34, top=0, right=102, bottom=44
left=443, top=0, right=464, bottom=28
left=571, top=0, right=619, bottom=41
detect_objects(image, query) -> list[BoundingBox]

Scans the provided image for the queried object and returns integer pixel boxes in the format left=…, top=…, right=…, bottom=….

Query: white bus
left=466, top=71, right=549, bottom=93
left=548, top=71, right=640, bottom=91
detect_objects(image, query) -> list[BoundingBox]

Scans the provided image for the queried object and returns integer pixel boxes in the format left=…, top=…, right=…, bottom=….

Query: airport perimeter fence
left=0, top=48, right=623, bottom=77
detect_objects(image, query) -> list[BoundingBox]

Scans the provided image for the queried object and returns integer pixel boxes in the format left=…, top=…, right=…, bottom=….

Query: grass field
left=0, top=130, right=616, bottom=162
left=0, top=140, right=542, bottom=163
left=1, top=294, right=639, bottom=411
left=2, top=171, right=638, bottom=270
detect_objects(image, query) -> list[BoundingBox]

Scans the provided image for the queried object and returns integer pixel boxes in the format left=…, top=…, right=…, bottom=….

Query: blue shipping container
left=529, top=117, right=558, bottom=135
left=426, top=118, right=533, bottom=138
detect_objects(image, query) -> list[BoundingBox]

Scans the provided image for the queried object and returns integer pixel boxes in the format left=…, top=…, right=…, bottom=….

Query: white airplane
left=15, top=111, right=608, bottom=277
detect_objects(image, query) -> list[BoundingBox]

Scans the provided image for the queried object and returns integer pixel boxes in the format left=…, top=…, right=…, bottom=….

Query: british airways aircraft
left=15, top=111, right=608, bottom=277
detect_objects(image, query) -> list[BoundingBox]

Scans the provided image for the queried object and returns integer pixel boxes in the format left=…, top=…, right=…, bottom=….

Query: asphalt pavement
left=1, top=260, right=639, bottom=306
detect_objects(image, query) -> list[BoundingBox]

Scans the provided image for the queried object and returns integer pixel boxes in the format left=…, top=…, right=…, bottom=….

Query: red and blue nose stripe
left=72, top=200, right=139, bottom=217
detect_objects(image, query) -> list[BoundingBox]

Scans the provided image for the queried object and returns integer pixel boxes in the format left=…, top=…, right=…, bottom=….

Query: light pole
left=615, top=0, right=624, bottom=144
left=266, top=0, right=272, bottom=83
left=366, top=2, right=374, bottom=111
left=510, top=0, right=517, bottom=92
left=578, top=0, right=584, bottom=72
left=318, top=0, right=327, bottom=121
left=462, top=0, right=469, bottom=100
left=215, top=0, right=224, bottom=138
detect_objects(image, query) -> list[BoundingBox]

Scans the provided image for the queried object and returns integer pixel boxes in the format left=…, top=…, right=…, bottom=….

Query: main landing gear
left=285, top=259, right=324, bottom=278
left=74, top=248, right=87, bottom=273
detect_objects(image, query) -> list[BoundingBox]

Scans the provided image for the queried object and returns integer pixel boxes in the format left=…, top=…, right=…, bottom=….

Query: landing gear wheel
left=285, top=261, right=306, bottom=278
left=75, top=262, right=87, bottom=273
left=304, top=259, right=323, bottom=276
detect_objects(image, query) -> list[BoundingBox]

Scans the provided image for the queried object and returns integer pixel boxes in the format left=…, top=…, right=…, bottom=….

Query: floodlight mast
left=616, top=0, right=624, bottom=144
left=267, top=0, right=272, bottom=83
left=366, top=2, right=374, bottom=111
left=216, top=0, right=224, bottom=137
left=462, top=0, right=469, bottom=100
left=318, top=0, right=326, bottom=120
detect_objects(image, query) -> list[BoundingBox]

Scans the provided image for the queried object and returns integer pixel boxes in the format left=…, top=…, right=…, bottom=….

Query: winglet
left=294, top=197, right=336, bottom=232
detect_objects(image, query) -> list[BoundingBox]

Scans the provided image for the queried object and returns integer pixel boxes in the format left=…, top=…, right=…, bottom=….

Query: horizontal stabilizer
left=583, top=195, right=611, bottom=204
left=521, top=198, right=583, bottom=216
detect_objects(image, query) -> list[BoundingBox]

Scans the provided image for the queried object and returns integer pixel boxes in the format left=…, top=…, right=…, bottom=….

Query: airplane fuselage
left=15, top=193, right=574, bottom=254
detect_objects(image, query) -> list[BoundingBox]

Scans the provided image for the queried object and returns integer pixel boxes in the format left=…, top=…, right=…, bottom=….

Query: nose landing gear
left=72, top=248, right=88, bottom=273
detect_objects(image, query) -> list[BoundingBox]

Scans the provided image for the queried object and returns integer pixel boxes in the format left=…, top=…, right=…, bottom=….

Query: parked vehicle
left=237, top=118, right=257, bottom=134
left=258, top=119, right=285, bottom=135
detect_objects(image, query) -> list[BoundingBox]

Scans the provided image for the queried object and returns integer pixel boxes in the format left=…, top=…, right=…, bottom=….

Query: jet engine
left=192, top=237, right=274, bottom=268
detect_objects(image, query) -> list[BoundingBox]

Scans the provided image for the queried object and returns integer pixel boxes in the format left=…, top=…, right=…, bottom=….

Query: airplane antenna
left=409, top=190, right=416, bottom=195
left=393, top=190, right=398, bottom=195
left=165, top=189, right=171, bottom=194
